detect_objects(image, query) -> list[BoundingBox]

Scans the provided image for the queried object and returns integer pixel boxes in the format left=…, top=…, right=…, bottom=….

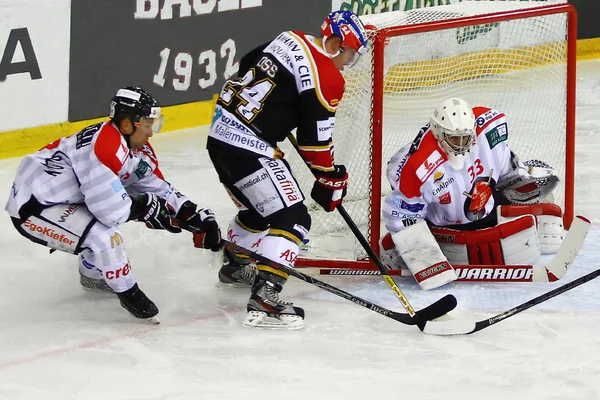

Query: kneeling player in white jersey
left=380, top=98, right=562, bottom=290
left=5, top=87, right=221, bottom=322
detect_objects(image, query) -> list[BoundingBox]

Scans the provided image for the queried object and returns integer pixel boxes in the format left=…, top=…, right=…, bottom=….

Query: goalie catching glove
left=175, top=201, right=222, bottom=251
left=311, top=165, right=348, bottom=212
left=131, top=193, right=181, bottom=233
left=496, top=159, right=559, bottom=205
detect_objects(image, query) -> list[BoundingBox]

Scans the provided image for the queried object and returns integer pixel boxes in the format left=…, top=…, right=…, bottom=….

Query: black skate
left=243, top=271, right=304, bottom=330
left=116, top=283, right=160, bottom=324
left=79, top=273, right=113, bottom=293
left=217, top=249, right=257, bottom=288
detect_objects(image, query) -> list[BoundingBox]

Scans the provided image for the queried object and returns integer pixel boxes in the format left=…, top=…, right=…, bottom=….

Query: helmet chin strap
left=323, top=36, right=342, bottom=58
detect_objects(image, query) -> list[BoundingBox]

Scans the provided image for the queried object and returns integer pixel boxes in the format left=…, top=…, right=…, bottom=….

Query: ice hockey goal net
left=283, top=2, right=576, bottom=270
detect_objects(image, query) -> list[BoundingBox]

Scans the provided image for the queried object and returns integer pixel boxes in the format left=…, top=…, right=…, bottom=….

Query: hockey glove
left=133, top=193, right=182, bottom=233
left=176, top=201, right=222, bottom=252
left=311, top=165, right=348, bottom=212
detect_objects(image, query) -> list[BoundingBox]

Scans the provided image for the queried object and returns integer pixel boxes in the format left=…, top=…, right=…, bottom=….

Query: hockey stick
left=423, top=264, right=600, bottom=335
left=223, top=239, right=457, bottom=327
left=286, top=133, right=456, bottom=321
left=319, top=214, right=591, bottom=283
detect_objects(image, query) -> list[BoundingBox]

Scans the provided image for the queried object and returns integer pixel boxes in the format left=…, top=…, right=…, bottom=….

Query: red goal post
left=288, top=2, right=577, bottom=270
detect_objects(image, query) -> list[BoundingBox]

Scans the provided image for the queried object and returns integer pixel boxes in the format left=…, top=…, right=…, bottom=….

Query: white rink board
left=0, top=0, right=70, bottom=131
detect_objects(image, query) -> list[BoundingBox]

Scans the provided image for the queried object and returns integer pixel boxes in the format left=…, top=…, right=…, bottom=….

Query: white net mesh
left=283, top=1, right=572, bottom=263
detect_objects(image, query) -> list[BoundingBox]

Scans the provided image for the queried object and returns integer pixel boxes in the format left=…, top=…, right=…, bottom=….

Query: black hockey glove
left=311, top=165, right=348, bottom=212
left=176, top=201, right=222, bottom=252
left=133, top=193, right=182, bottom=233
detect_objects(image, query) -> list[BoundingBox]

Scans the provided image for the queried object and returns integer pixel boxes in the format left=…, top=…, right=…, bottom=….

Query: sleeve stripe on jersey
left=288, top=31, right=336, bottom=113
left=298, top=147, right=335, bottom=172
left=297, top=144, right=332, bottom=151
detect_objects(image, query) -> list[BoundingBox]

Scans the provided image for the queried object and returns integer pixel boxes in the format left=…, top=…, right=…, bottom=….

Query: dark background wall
left=69, top=0, right=330, bottom=121
left=569, top=0, right=599, bottom=40
left=69, top=0, right=599, bottom=122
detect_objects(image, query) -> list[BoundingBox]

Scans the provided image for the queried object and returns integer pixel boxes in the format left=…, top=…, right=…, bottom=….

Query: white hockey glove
left=496, top=159, right=559, bottom=205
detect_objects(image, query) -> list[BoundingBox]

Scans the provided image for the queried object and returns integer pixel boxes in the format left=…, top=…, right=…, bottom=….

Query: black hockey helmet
left=109, top=86, right=164, bottom=134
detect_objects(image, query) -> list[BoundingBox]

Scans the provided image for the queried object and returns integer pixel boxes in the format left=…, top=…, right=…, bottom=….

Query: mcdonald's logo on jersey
left=110, top=233, right=123, bottom=248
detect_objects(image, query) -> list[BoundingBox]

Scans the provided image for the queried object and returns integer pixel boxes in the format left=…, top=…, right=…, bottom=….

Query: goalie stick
left=223, top=240, right=458, bottom=329
left=318, top=215, right=591, bottom=283
left=285, top=133, right=451, bottom=319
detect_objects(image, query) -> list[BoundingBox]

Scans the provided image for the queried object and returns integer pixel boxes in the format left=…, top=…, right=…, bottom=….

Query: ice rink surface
left=1, top=59, right=600, bottom=400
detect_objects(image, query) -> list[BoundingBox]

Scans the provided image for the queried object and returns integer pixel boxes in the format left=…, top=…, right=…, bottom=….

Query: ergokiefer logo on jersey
left=416, top=151, right=444, bottom=182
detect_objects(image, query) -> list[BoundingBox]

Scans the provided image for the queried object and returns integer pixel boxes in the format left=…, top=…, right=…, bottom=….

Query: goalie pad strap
left=500, top=203, right=562, bottom=218
left=498, top=205, right=565, bottom=254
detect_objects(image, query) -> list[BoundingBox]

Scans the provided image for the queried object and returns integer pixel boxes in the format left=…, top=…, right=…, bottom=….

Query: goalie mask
left=110, top=86, right=164, bottom=136
left=321, top=10, right=369, bottom=68
left=430, top=98, right=476, bottom=170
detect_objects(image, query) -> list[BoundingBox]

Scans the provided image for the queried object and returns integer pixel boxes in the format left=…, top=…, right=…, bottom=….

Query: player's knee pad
left=255, top=204, right=311, bottom=277
left=431, top=214, right=540, bottom=265
left=12, top=203, right=97, bottom=254
left=498, top=204, right=564, bottom=254
left=79, top=223, right=137, bottom=293
left=226, top=214, right=269, bottom=251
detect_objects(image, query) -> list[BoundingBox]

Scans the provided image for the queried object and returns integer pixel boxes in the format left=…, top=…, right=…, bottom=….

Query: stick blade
left=420, top=317, right=478, bottom=336
left=414, top=294, right=458, bottom=327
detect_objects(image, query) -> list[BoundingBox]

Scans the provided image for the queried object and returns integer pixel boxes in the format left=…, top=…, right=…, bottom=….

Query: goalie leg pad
left=498, top=204, right=564, bottom=254
left=379, top=232, right=408, bottom=270
left=431, top=215, right=540, bottom=265
left=390, top=221, right=457, bottom=290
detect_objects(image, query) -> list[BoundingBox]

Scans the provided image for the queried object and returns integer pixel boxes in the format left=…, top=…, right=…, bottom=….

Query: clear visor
left=440, top=128, right=475, bottom=156
left=139, top=115, right=164, bottom=133
left=340, top=46, right=363, bottom=68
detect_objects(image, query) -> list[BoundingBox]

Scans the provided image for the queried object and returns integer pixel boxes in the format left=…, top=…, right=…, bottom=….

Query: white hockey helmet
left=430, top=98, right=476, bottom=170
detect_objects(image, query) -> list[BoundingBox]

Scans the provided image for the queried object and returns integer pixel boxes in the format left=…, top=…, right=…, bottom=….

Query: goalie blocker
left=381, top=204, right=566, bottom=288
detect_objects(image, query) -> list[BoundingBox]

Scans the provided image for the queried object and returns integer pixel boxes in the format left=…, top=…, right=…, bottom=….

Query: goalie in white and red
left=380, top=98, right=563, bottom=290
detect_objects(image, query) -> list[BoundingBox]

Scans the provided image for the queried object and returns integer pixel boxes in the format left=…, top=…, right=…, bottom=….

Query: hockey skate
left=243, top=271, right=304, bottom=330
left=116, top=283, right=160, bottom=324
left=79, top=272, right=114, bottom=293
left=217, top=249, right=257, bottom=288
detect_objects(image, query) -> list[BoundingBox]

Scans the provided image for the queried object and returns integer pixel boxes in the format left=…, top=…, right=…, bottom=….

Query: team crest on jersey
left=439, top=192, right=451, bottom=205
left=134, top=160, right=152, bottom=179
left=463, top=175, right=496, bottom=221
left=485, top=123, right=508, bottom=149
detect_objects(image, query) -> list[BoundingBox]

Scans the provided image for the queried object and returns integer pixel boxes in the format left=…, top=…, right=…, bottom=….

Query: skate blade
left=80, top=286, right=114, bottom=294
left=145, top=315, right=160, bottom=324
left=215, top=280, right=252, bottom=289
left=242, top=311, right=304, bottom=331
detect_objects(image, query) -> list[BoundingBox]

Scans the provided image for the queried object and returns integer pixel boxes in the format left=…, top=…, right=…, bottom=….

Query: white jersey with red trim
left=383, top=107, right=523, bottom=234
left=6, top=121, right=190, bottom=227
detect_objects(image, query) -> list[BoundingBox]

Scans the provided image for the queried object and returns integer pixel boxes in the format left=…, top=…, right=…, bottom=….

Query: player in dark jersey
left=207, top=10, right=369, bottom=330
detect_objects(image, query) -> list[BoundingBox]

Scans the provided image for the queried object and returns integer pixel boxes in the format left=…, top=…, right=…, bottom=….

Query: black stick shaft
left=472, top=268, right=600, bottom=333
